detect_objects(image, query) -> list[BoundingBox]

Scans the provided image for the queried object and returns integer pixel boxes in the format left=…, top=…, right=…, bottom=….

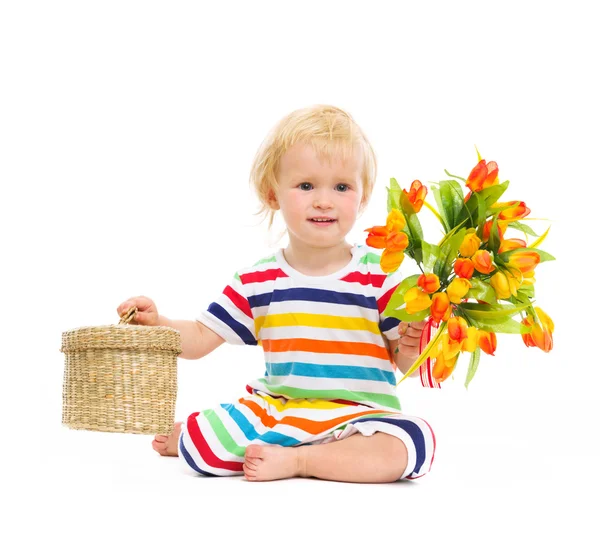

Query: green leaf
left=382, top=274, right=420, bottom=314
left=460, top=190, right=487, bottom=235
left=518, top=284, right=535, bottom=298
left=397, top=274, right=421, bottom=296
left=387, top=178, right=401, bottom=212
left=431, top=185, right=450, bottom=234
left=421, top=241, right=442, bottom=273
left=383, top=306, right=430, bottom=322
left=508, top=221, right=539, bottom=237
left=464, top=347, right=481, bottom=390
left=444, top=169, right=466, bottom=183
left=399, top=189, right=424, bottom=265
left=465, top=317, right=530, bottom=334
left=488, top=216, right=501, bottom=251
left=435, top=180, right=465, bottom=230
left=434, top=227, right=467, bottom=283
left=480, top=180, right=509, bottom=206
left=466, top=278, right=497, bottom=304
left=459, top=301, right=531, bottom=321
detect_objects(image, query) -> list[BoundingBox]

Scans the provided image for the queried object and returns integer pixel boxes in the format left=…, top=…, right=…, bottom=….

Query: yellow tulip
left=442, top=333, right=461, bottom=360
left=461, top=326, right=479, bottom=353
left=522, top=307, right=554, bottom=352
left=404, top=286, right=432, bottom=314
left=447, top=278, right=472, bottom=303
left=381, top=249, right=405, bottom=273
left=386, top=208, right=406, bottom=232
left=459, top=232, right=482, bottom=257
left=490, top=268, right=521, bottom=299
left=432, top=351, right=459, bottom=383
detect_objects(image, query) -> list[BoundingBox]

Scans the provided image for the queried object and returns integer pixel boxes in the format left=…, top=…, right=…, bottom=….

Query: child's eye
left=336, top=184, right=349, bottom=192
left=299, top=182, right=313, bottom=191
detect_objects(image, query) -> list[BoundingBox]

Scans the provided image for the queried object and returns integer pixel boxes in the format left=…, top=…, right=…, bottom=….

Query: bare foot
left=152, top=422, right=182, bottom=456
left=243, top=444, right=305, bottom=481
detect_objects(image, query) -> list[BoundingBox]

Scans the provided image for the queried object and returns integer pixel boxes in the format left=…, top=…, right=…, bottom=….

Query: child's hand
left=396, top=319, right=427, bottom=360
left=117, top=296, right=160, bottom=326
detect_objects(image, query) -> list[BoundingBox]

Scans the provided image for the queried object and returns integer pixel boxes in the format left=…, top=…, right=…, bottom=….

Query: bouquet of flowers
left=365, top=151, right=555, bottom=389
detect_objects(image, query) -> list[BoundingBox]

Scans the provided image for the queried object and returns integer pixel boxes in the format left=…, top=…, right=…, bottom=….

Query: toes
left=245, top=445, right=263, bottom=459
left=244, top=458, right=259, bottom=470
left=152, top=440, right=167, bottom=454
left=243, top=463, right=258, bottom=481
left=154, top=434, right=168, bottom=443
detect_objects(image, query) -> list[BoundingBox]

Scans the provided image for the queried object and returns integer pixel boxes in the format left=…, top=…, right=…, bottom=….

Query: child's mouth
left=309, top=218, right=336, bottom=227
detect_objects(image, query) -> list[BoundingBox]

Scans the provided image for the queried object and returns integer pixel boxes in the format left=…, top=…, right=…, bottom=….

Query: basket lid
left=61, top=322, right=182, bottom=354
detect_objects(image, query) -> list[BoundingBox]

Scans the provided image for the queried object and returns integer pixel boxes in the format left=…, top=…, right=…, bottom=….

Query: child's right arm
left=117, top=296, right=225, bottom=360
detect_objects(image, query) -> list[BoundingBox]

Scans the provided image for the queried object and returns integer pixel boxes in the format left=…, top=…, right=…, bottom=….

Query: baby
left=117, top=105, right=435, bottom=483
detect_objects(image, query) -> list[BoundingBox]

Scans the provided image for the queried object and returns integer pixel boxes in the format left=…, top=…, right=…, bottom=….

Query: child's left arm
left=387, top=320, right=428, bottom=377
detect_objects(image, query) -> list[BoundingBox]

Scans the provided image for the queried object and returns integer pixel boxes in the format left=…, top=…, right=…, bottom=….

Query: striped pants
left=178, top=388, right=436, bottom=480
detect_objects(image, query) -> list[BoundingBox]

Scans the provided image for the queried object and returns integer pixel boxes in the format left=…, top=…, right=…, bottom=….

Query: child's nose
left=313, top=191, right=334, bottom=208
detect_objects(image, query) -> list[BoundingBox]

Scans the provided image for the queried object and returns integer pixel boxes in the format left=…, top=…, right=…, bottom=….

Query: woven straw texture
left=61, top=307, right=182, bottom=435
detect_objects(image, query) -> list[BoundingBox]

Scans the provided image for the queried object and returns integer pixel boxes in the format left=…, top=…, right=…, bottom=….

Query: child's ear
left=267, top=190, right=279, bottom=210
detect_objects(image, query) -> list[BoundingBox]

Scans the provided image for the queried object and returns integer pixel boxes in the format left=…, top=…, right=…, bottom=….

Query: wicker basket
left=61, top=307, right=182, bottom=435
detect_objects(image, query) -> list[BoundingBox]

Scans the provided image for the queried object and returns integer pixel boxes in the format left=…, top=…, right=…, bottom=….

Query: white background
left=2, top=1, right=598, bottom=551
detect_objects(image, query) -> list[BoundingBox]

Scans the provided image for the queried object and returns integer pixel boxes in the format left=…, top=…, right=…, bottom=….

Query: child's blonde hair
left=249, top=104, right=377, bottom=230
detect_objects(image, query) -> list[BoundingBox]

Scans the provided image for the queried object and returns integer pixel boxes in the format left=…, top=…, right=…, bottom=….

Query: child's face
left=271, top=142, right=364, bottom=251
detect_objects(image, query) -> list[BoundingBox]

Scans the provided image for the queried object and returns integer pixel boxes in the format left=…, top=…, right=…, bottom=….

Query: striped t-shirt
left=196, top=243, right=404, bottom=410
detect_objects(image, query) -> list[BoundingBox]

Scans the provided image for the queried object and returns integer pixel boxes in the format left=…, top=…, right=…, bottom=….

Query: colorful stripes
left=178, top=390, right=436, bottom=480
left=196, top=243, right=408, bottom=414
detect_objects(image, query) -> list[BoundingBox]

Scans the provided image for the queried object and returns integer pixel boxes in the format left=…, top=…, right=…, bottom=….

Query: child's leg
left=244, top=432, right=408, bottom=483
left=152, top=422, right=407, bottom=482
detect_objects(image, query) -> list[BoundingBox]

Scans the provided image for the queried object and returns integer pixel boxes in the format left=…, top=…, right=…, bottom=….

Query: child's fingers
left=118, top=296, right=155, bottom=316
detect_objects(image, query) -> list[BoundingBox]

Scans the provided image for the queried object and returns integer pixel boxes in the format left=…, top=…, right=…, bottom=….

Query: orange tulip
left=432, top=351, right=459, bottom=383
left=522, top=307, right=554, bottom=352
left=471, top=250, right=494, bottom=274
left=403, top=179, right=428, bottom=213
left=448, top=316, right=469, bottom=343
left=454, top=257, right=475, bottom=279
left=508, top=251, right=541, bottom=274
left=404, top=286, right=432, bottom=314
left=365, top=225, right=387, bottom=249
left=447, top=277, right=472, bottom=303
left=459, top=232, right=481, bottom=257
left=499, top=238, right=527, bottom=254
left=365, top=209, right=409, bottom=273
left=430, top=292, right=452, bottom=323
left=466, top=160, right=499, bottom=193
left=482, top=219, right=508, bottom=241
left=386, top=230, right=409, bottom=251
left=496, top=201, right=531, bottom=222
left=418, top=273, right=440, bottom=294
left=365, top=209, right=407, bottom=248
left=478, top=330, right=497, bottom=355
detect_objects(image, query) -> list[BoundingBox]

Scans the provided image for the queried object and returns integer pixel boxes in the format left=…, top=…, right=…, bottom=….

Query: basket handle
left=119, top=306, right=138, bottom=325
